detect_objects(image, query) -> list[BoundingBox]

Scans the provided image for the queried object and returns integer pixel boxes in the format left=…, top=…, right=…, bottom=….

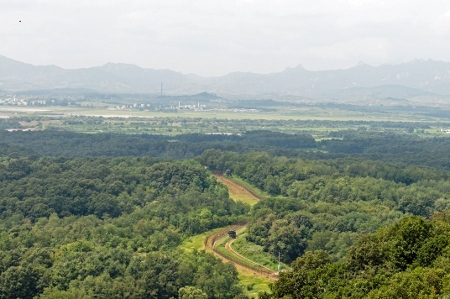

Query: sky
left=1, top=0, right=450, bottom=76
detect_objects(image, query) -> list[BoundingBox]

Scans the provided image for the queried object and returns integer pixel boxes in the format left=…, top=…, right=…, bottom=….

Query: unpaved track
left=205, top=174, right=277, bottom=279
left=203, top=223, right=277, bottom=280
left=213, top=174, right=262, bottom=202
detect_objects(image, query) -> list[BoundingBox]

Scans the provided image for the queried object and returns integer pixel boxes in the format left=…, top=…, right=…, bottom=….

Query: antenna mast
left=159, top=81, right=163, bottom=107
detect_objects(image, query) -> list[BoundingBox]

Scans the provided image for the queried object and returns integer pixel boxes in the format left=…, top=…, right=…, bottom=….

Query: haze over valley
left=3, top=2, right=450, bottom=299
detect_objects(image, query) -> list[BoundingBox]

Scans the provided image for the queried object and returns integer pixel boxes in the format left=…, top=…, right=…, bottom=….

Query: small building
left=228, top=230, right=237, bottom=238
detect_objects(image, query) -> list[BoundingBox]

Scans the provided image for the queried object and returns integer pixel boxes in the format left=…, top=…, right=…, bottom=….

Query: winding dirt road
left=206, top=174, right=277, bottom=279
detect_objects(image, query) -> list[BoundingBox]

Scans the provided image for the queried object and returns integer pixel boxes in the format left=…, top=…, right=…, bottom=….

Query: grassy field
left=2, top=104, right=450, bottom=123
left=215, top=176, right=291, bottom=272
left=215, top=236, right=254, bottom=267
left=178, top=230, right=212, bottom=253
left=231, top=232, right=291, bottom=271
left=239, top=274, right=272, bottom=298
left=1, top=104, right=450, bottom=139
left=192, top=176, right=275, bottom=297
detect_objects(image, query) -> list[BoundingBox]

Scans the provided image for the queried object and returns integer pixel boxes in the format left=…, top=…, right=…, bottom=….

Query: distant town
left=0, top=96, right=260, bottom=113
left=0, top=96, right=50, bottom=106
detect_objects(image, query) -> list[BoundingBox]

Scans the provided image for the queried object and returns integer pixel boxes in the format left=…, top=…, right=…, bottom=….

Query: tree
left=178, top=286, right=208, bottom=299
left=270, top=250, right=331, bottom=299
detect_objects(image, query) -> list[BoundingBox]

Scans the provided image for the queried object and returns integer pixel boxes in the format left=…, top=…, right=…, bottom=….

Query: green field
left=178, top=230, right=213, bottom=253
left=214, top=229, right=261, bottom=269
left=1, top=104, right=449, bottom=138
left=0, top=104, right=447, bottom=122
left=231, top=232, right=291, bottom=271
left=239, top=274, right=271, bottom=298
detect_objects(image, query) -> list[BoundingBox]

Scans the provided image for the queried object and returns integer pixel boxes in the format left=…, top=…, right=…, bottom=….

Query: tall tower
left=159, top=81, right=163, bottom=107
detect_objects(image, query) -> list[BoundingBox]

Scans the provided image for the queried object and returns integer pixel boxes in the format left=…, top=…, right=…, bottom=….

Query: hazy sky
left=1, top=0, right=450, bottom=76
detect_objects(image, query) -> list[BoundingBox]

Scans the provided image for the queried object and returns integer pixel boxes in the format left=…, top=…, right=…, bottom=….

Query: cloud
left=1, top=0, right=450, bottom=75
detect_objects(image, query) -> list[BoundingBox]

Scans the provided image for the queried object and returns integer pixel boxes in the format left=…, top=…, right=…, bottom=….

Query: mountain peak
left=1, top=55, right=450, bottom=96
left=100, top=62, right=145, bottom=71
left=283, top=64, right=306, bottom=73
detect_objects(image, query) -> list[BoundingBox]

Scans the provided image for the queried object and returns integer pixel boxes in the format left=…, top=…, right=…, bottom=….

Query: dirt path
left=205, top=174, right=278, bottom=280
left=203, top=223, right=277, bottom=280
left=213, top=174, right=262, bottom=203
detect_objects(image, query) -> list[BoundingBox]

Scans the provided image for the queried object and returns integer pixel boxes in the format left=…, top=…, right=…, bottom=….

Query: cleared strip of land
left=213, top=174, right=262, bottom=206
left=208, top=174, right=277, bottom=278
left=181, top=174, right=275, bottom=295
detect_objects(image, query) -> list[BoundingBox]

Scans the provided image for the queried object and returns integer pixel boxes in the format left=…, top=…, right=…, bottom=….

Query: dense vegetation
left=0, top=130, right=315, bottom=158
left=268, top=213, right=450, bottom=298
left=1, top=115, right=439, bottom=136
left=0, top=157, right=248, bottom=298
left=2, top=129, right=450, bottom=170
left=199, top=150, right=450, bottom=262
left=1, top=126, right=450, bottom=298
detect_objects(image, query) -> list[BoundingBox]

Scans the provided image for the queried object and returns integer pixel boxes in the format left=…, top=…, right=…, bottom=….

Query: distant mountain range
left=1, top=55, right=450, bottom=100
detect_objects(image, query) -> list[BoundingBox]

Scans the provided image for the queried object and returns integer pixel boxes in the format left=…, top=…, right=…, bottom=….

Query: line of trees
left=2, top=130, right=450, bottom=172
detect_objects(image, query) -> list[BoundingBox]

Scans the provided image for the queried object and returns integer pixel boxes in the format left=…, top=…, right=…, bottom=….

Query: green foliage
left=365, top=268, right=445, bottom=299
left=270, top=251, right=334, bottom=299
left=0, top=156, right=248, bottom=299
left=0, top=156, right=248, bottom=228
left=3, top=129, right=450, bottom=172
left=1, top=128, right=450, bottom=298
left=270, top=213, right=450, bottom=298
left=202, top=151, right=450, bottom=263
left=178, top=286, right=208, bottom=299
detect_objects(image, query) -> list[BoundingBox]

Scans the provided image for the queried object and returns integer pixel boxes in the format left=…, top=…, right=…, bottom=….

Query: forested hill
left=1, top=129, right=450, bottom=170
left=199, top=150, right=450, bottom=264
left=268, top=213, right=450, bottom=298
left=0, top=156, right=249, bottom=298
left=0, top=127, right=450, bottom=298
left=197, top=149, right=450, bottom=298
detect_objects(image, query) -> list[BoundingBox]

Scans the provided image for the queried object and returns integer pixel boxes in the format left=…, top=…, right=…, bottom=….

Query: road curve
left=205, top=174, right=278, bottom=279
left=204, top=224, right=277, bottom=280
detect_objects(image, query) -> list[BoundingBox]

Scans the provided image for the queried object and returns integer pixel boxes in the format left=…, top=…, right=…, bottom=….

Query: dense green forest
left=0, top=157, right=248, bottom=298
left=199, top=150, right=450, bottom=262
left=268, top=213, right=450, bottom=298
left=2, top=129, right=450, bottom=170
left=1, top=127, right=450, bottom=298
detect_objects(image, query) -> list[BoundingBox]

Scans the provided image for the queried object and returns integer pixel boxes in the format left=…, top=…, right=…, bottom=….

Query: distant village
left=1, top=96, right=259, bottom=114
left=0, top=96, right=49, bottom=106
left=114, top=102, right=207, bottom=111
